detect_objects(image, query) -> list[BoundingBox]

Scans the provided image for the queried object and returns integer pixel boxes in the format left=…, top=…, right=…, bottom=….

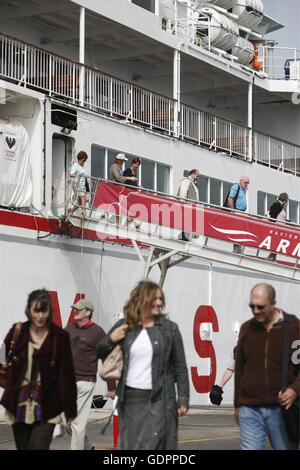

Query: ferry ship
left=0, top=0, right=299, bottom=405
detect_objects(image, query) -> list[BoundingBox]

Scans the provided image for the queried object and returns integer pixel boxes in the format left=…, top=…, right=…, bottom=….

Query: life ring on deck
left=250, top=43, right=262, bottom=70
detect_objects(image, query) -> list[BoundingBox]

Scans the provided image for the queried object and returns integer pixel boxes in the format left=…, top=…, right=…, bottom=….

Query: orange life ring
left=250, top=43, right=262, bottom=70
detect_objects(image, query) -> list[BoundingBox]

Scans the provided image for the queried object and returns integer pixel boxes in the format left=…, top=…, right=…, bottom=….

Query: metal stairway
left=68, top=179, right=300, bottom=286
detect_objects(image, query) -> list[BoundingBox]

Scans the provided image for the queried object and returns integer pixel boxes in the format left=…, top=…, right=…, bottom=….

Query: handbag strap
left=281, top=314, right=292, bottom=392
left=7, top=322, right=22, bottom=362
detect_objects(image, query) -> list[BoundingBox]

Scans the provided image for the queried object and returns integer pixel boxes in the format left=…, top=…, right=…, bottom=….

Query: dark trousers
left=12, top=422, right=55, bottom=450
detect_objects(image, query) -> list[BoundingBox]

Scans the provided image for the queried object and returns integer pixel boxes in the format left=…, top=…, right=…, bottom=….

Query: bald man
left=228, top=177, right=250, bottom=254
left=234, top=283, right=299, bottom=450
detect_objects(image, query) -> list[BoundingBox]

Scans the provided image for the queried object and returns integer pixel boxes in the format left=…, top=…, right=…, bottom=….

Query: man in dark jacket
left=64, top=299, right=116, bottom=450
left=234, top=283, right=299, bottom=450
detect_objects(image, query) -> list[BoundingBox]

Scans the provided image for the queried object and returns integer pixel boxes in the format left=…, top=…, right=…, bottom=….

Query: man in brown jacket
left=234, top=283, right=299, bottom=450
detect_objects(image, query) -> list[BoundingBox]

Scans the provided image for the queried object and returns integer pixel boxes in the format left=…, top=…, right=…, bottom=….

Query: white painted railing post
left=248, top=79, right=253, bottom=161
left=79, top=7, right=85, bottom=106
left=173, top=49, right=181, bottom=137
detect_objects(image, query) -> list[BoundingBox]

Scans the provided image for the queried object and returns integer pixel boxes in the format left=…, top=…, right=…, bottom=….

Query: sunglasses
left=249, top=304, right=267, bottom=311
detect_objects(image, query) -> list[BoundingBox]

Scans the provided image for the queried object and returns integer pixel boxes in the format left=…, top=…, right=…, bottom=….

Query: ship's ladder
left=67, top=178, right=300, bottom=286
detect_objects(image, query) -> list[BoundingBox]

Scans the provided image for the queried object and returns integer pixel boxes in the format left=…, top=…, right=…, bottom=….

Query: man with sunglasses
left=234, top=283, right=299, bottom=450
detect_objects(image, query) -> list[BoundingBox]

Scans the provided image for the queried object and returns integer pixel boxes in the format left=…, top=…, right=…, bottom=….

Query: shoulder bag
left=223, top=184, right=240, bottom=209
left=0, top=322, right=22, bottom=389
left=281, top=314, right=300, bottom=443
left=99, top=344, right=123, bottom=382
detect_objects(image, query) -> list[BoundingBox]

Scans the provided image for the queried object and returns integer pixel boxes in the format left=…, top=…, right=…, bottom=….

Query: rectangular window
left=257, top=191, right=265, bottom=216
left=198, top=175, right=208, bottom=203
left=210, top=178, right=221, bottom=206
left=90, top=144, right=169, bottom=193
left=91, top=145, right=105, bottom=179
left=131, top=0, right=155, bottom=13
left=141, top=159, right=155, bottom=190
left=157, top=163, right=170, bottom=194
left=289, top=200, right=298, bottom=224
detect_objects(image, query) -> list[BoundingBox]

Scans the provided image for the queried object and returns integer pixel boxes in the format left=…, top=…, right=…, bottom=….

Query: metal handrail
left=69, top=176, right=300, bottom=230
left=1, top=32, right=300, bottom=170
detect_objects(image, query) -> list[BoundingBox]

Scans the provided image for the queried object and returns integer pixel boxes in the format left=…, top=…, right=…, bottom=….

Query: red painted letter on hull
left=48, top=292, right=85, bottom=326
left=191, top=305, right=219, bottom=393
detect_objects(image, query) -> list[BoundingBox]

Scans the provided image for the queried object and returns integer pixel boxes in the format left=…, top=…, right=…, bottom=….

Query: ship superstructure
left=0, top=0, right=299, bottom=404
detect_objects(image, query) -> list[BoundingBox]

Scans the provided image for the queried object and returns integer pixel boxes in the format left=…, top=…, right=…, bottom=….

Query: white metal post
left=79, top=7, right=85, bottom=106
left=248, top=80, right=253, bottom=161
left=173, top=49, right=181, bottom=137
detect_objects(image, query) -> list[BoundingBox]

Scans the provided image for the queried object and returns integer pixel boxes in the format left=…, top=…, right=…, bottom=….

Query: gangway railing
left=67, top=178, right=300, bottom=283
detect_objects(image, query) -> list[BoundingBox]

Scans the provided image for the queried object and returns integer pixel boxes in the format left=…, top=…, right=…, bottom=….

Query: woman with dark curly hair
left=96, top=280, right=189, bottom=450
left=0, top=289, right=77, bottom=450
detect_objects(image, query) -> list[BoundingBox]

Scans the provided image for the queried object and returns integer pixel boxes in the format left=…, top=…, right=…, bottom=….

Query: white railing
left=0, top=33, right=175, bottom=134
left=1, top=33, right=300, bottom=172
left=180, top=103, right=249, bottom=158
left=254, top=132, right=300, bottom=175
left=257, top=46, right=300, bottom=81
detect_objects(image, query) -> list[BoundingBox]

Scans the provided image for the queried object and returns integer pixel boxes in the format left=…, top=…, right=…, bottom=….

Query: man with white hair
left=227, top=176, right=250, bottom=254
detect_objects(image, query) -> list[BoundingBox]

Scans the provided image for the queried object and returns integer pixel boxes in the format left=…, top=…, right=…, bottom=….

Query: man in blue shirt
left=228, top=177, right=249, bottom=212
left=228, top=177, right=250, bottom=253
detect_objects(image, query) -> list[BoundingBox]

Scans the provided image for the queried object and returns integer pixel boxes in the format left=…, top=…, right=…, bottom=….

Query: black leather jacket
left=96, top=316, right=189, bottom=408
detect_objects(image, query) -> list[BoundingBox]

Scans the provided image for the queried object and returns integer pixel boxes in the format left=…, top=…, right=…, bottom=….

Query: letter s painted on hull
left=191, top=305, right=219, bottom=393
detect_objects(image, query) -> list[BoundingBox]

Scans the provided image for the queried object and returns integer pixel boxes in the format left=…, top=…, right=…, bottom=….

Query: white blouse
left=125, top=329, right=153, bottom=390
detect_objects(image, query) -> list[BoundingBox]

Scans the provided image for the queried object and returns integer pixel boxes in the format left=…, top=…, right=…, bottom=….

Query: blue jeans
left=240, top=406, right=298, bottom=450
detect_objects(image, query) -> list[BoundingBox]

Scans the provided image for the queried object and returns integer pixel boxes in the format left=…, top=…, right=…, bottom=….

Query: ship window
left=289, top=200, right=298, bottom=224
left=198, top=175, right=208, bottom=203
left=141, top=159, right=155, bottom=190
left=257, top=191, right=265, bottom=216
left=107, top=150, right=119, bottom=181
left=91, top=146, right=105, bottom=179
left=210, top=178, right=221, bottom=206
left=131, top=0, right=155, bottom=13
left=157, top=164, right=170, bottom=194
left=91, top=145, right=170, bottom=192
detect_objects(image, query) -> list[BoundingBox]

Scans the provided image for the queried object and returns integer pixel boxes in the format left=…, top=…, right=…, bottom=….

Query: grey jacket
left=110, top=163, right=127, bottom=183
left=177, top=177, right=199, bottom=201
left=96, top=316, right=189, bottom=408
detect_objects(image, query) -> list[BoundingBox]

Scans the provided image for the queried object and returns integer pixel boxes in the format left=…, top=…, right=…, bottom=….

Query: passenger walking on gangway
left=225, top=176, right=250, bottom=254
left=266, top=192, right=289, bottom=262
left=110, top=153, right=137, bottom=185
left=177, top=169, right=200, bottom=242
left=69, top=151, right=90, bottom=218
left=123, top=157, right=141, bottom=187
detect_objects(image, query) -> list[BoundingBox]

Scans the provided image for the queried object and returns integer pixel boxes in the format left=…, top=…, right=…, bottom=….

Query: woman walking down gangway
left=0, top=289, right=77, bottom=450
left=96, top=280, right=189, bottom=450
left=69, top=150, right=89, bottom=218
left=123, top=157, right=141, bottom=187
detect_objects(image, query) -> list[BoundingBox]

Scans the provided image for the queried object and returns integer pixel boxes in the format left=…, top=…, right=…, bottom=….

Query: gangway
left=68, top=179, right=300, bottom=286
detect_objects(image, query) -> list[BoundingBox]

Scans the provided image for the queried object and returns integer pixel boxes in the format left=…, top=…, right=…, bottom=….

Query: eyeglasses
left=249, top=304, right=267, bottom=311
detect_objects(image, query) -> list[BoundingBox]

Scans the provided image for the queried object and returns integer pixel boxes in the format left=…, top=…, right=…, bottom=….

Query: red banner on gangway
left=93, top=182, right=300, bottom=259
